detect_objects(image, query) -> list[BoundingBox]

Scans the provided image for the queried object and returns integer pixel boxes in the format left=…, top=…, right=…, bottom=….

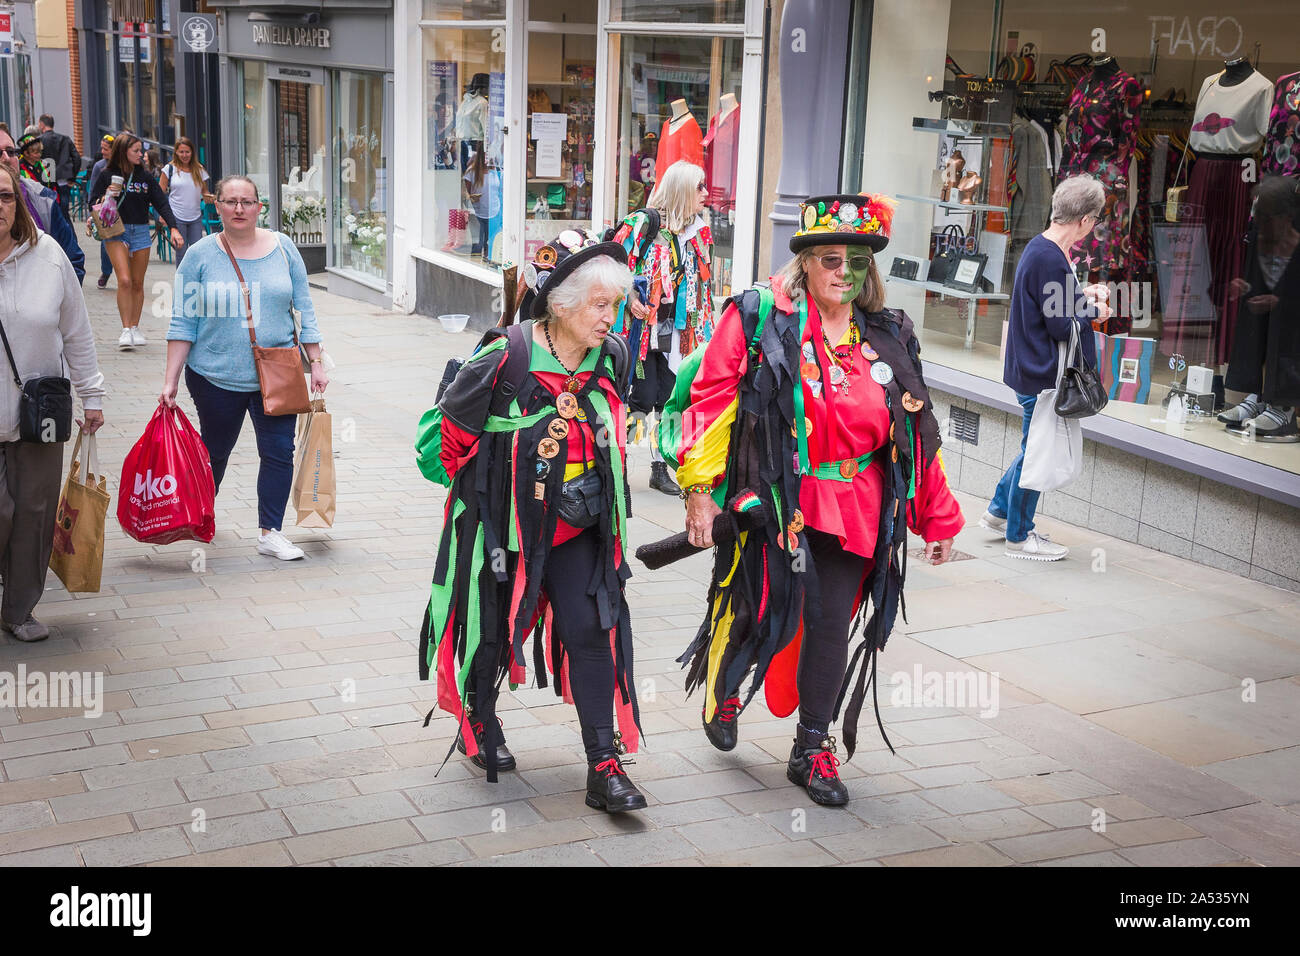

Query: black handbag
left=0, top=316, right=73, bottom=443
left=557, top=466, right=604, bottom=529
left=928, top=224, right=966, bottom=283
left=1054, top=320, right=1108, bottom=419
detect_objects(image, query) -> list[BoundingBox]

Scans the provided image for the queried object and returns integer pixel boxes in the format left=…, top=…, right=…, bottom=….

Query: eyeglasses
left=696, top=182, right=709, bottom=192
left=0, top=191, right=16, bottom=204
left=813, top=253, right=873, bottom=271
left=218, top=198, right=260, bottom=209
left=0, top=148, right=19, bottom=158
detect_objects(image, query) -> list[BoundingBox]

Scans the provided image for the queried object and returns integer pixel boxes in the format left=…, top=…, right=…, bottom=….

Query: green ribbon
left=792, top=297, right=811, bottom=476
left=587, top=387, right=627, bottom=545
left=810, top=451, right=875, bottom=482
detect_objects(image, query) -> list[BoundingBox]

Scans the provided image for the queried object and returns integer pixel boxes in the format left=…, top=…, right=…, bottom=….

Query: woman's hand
left=78, top=410, right=104, bottom=435
left=159, top=379, right=179, bottom=408
left=685, top=491, right=722, bottom=549
left=169, top=228, right=184, bottom=250
left=1228, top=277, right=1251, bottom=301
left=1247, top=293, right=1279, bottom=313
left=629, top=298, right=650, bottom=321
left=925, top=538, right=954, bottom=565
left=310, top=365, right=330, bottom=394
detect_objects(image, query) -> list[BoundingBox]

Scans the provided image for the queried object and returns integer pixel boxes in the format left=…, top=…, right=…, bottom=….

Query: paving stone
left=900, top=764, right=992, bottom=788
left=185, top=809, right=294, bottom=853
left=699, top=841, right=839, bottom=866
left=758, top=805, right=863, bottom=841
left=204, top=738, right=325, bottom=771
left=259, top=779, right=359, bottom=808
left=1033, top=851, right=1135, bottom=867
left=1024, top=800, right=1100, bottom=829
left=406, top=776, right=539, bottom=814
left=587, top=828, right=696, bottom=866
left=178, top=766, right=279, bottom=801
left=640, top=769, right=765, bottom=804
left=463, top=819, right=596, bottom=858
left=203, top=701, right=319, bottom=730
left=1101, top=817, right=1204, bottom=847
left=816, top=823, right=948, bottom=863
left=3, top=743, right=131, bottom=780
left=0, top=814, right=134, bottom=856
left=333, top=839, right=473, bottom=867
left=641, top=798, right=736, bottom=829
left=132, top=793, right=266, bottom=830
left=150, top=841, right=294, bottom=867
left=455, top=842, right=604, bottom=867
left=0, top=845, right=83, bottom=867
left=1181, top=803, right=1300, bottom=866
left=412, top=801, right=544, bottom=841
left=274, top=748, right=400, bottom=785
left=284, top=820, right=424, bottom=865
left=282, top=792, right=418, bottom=834
left=0, top=774, right=86, bottom=807
left=677, top=815, right=787, bottom=854
left=79, top=826, right=194, bottom=866
left=917, top=782, right=1023, bottom=815
left=244, top=714, right=352, bottom=744
left=83, top=754, right=209, bottom=790
left=51, top=780, right=185, bottom=823
left=1116, top=838, right=1243, bottom=866
left=879, top=842, right=1014, bottom=867
left=925, top=808, right=1055, bottom=844
left=846, top=791, right=951, bottom=827
left=0, top=800, right=55, bottom=834
left=990, top=828, right=1116, bottom=863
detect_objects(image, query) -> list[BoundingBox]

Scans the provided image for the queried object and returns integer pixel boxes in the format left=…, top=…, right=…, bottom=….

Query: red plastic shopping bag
left=117, top=403, right=216, bottom=544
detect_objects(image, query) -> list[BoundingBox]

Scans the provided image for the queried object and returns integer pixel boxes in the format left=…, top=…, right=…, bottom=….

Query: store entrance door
left=271, top=67, right=327, bottom=271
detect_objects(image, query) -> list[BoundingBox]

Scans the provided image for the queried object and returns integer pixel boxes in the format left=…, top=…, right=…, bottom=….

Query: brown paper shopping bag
left=49, top=432, right=111, bottom=593
left=291, top=398, right=336, bottom=528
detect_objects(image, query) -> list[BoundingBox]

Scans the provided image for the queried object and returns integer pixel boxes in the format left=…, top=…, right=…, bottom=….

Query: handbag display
left=0, top=315, right=73, bottom=443
left=1045, top=53, right=1092, bottom=88
left=557, top=466, right=604, bottom=529
left=219, top=234, right=311, bottom=417
left=1054, top=320, right=1109, bottom=419
left=995, top=43, right=1037, bottom=83
left=928, top=225, right=970, bottom=283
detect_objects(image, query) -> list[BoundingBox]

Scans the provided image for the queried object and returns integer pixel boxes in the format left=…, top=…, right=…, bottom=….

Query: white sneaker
left=257, top=530, right=305, bottom=561
left=131, top=327, right=147, bottom=346
left=978, top=511, right=1007, bottom=537
left=1005, top=531, right=1068, bottom=561
left=117, top=328, right=134, bottom=350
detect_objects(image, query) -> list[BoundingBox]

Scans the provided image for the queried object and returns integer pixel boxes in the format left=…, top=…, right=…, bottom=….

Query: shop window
left=608, top=0, right=744, bottom=25
left=98, top=33, right=114, bottom=127
left=864, top=0, right=1300, bottom=474
left=238, top=60, right=270, bottom=218
left=423, top=1, right=505, bottom=20
left=333, top=71, right=390, bottom=283
left=275, top=80, right=326, bottom=247
left=422, top=27, right=506, bottom=270
left=524, top=27, right=596, bottom=259
left=606, top=33, right=744, bottom=297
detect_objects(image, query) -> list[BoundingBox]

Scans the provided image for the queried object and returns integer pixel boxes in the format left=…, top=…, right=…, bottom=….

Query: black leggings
left=543, top=529, right=617, bottom=762
left=797, top=528, right=871, bottom=734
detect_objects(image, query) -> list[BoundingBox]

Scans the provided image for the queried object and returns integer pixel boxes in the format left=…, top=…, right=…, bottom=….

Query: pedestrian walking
left=0, top=163, right=105, bottom=643
left=158, top=137, right=213, bottom=267
left=16, top=129, right=50, bottom=187
left=613, top=159, right=715, bottom=496
left=90, top=134, right=114, bottom=288
left=980, top=175, right=1111, bottom=561
left=159, top=175, right=328, bottom=561
left=673, top=194, right=965, bottom=806
left=36, top=114, right=81, bottom=219
left=417, top=229, right=647, bottom=812
left=88, top=133, right=183, bottom=351
left=0, top=127, right=85, bottom=283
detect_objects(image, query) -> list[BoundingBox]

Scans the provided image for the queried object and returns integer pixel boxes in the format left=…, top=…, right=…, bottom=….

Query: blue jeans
left=988, top=392, right=1039, bottom=543
left=174, top=218, right=205, bottom=268
left=99, top=239, right=111, bottom=279
left=185, top=367, right=297, bottom=532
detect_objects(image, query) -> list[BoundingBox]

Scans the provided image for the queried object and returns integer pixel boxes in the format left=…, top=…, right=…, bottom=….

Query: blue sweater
left=167, top=232, right=321, bottom=392
left=1004, top=234, right=1099, bottom=396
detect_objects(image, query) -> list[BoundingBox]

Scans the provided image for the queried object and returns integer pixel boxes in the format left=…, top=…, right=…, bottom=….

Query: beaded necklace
left=822, top=320, right=860, bottom=393
left=544, top=319, right=583, bottom=393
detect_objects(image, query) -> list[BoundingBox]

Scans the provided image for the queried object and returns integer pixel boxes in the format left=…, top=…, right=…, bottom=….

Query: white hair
left=648, top=160, right=706, bottom=233
left=1051, top=175, right=1106, bottom=224
left=544, top=255, right=633, bottom=321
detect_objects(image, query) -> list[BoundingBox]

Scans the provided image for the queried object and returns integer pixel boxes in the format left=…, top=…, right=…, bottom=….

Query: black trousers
left=543, top=529, right=618, bottom=762
left=797, top=528, right=871, bottom=734
left=628, top=349, right=674, bottom=416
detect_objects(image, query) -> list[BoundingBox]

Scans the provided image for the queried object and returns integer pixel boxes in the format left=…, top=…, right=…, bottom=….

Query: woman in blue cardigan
left=981, top=175, right=1111, bottom=561
left=159, top=175, right=329, bottom=561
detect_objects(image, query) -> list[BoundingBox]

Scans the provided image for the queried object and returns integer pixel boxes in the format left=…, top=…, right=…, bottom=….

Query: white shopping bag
left=1019, top=338, right=1083, bottom=493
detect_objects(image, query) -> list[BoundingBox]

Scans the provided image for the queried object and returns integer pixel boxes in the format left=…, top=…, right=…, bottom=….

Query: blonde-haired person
left=612, top=159, right=714, bottom=495
left=674, top=194, right=963, bottom=806
left=159, top=137, right=214, bottom=267
left=0, top=163, right=105, bottom=643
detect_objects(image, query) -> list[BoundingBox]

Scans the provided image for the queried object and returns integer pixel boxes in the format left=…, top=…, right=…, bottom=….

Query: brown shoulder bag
left=219, top=233, right=311, bottom=416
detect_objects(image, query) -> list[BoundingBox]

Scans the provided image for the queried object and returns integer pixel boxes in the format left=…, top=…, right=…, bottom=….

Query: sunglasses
left=0, top=191, right=16, bottom=204
left=813, top=253, right=873, bottom=271
left=0, top=148, right=19, bottom=158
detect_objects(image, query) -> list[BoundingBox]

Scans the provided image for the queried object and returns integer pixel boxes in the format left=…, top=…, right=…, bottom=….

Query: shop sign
left=179, top=14, right=217, bottom=55
left=252, top=23, right=332, bottom=49
left=119, top=22, right=152, bottom=64
left=0, top=8, right=13, bottom=59
left=269, top=64, right=325, bottom=85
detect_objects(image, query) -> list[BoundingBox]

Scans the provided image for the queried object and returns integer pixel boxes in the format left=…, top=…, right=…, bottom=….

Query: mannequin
left=657, top=99, right=704, bottom=173
left=1163, top=61, right=1275, bottom=365
left=703, top=93, right=741, bottom=213
left=1261, top=70, right=1300, bottom=178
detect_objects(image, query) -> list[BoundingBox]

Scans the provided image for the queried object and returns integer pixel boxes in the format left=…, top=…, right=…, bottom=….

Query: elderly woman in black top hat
left=417, top=229, right=648, bottom=812
left=673, top=195, right=965, bottom=806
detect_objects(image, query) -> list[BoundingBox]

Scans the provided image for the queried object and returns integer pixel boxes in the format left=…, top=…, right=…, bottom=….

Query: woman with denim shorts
left=88, top=133, right=182, bottom=351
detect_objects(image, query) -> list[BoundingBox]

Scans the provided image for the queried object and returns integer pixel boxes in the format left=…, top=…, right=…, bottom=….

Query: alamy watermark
left=889, top=664, right=1000, bottom=718
left=0, top=665, right=104, bottom=718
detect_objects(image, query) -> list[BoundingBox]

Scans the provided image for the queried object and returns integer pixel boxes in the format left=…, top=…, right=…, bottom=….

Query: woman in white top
left=159, top=137, right=214, bottom=267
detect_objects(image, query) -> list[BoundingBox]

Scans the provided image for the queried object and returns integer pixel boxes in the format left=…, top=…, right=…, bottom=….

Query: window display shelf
left=886, top=276, right=1008, bottom=301
left=897, top=193, right=1008, bottom=214
left=911, top=117, right=1010, bottom=138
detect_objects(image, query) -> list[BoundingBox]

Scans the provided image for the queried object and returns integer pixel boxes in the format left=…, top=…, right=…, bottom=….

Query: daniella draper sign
left=252, top=24, right=332, bottom=48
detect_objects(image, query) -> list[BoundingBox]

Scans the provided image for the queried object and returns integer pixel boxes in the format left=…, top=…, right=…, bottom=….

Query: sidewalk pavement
left=1, top=240, right=1298, bottom=866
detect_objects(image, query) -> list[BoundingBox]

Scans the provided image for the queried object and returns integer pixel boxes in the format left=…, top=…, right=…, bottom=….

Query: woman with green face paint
left=673, top=193, right=965, bottom=807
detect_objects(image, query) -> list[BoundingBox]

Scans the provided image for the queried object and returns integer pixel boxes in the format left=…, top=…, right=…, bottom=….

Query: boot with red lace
left=585, top=752, right=647, bottom=813
left=786, top=723, right=849, bottom=806
left=456, top=710, right=517, bottom=772
left=703, top=696, right=742, bottom=751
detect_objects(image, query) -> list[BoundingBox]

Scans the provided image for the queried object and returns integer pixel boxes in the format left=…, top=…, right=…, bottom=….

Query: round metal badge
left=839, top=202, right=859, bottom=223
left=839, top=458, right=859, bottom=479
left=902, top=391, right=924, bottom=413
left=556, top=392, right=579, bottom=419
left=861, top=342, right=879, bottom=361
left=829, top=365, right=846, bottom=386
left=538, top=438, right=560, bottom=459
left=802, top=341, right=816, bottom=363
left=534, top=459, right=551, bottom=480
left=801, top=362, right=820, bottom=382
left=547, top=418, right=569, bottom=441
left=788, top=509, right=805, bottom=533
left=870, top=362, right=894, bottom=385
left=557, top=229, right=584, bottom=251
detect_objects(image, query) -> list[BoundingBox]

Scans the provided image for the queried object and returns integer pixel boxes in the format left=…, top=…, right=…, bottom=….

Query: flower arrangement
left=344, top=211, right=387, bottom=261
left=280, top=195, right=326, bottom=233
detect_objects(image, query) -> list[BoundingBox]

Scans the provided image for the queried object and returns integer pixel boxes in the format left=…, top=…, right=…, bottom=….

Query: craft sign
left=1147, top=16, right=1242, bottom=58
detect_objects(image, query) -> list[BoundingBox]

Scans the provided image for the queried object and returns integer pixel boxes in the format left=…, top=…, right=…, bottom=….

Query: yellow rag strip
left=703, top=532, right=745, bottom=723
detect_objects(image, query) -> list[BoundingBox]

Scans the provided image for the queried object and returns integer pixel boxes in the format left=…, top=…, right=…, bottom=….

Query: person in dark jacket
left=90, top=134, right=114, bottom=287
left=88, top=133, right=182, bottom=351
left=981, top=175, right=1111, bottom=561
left=37, top=114, right=80, bottom=219
left=0, top=127, right=84, bottom=283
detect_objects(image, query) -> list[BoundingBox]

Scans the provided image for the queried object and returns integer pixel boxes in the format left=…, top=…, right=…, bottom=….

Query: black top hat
left=788, top=193, right=896, bottom=253
left=522, top=229, right=629, bottom=320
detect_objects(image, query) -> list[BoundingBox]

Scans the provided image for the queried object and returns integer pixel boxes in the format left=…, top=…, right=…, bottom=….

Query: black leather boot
left=585, top=756, right=647, bottom=813
left=456, top=715, right=517, bottom=772
left=786, top=725, right=849, bottom=806
left=703, top=696, right=741, bottom=752
left=649, top=460, right=681, bottom=496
